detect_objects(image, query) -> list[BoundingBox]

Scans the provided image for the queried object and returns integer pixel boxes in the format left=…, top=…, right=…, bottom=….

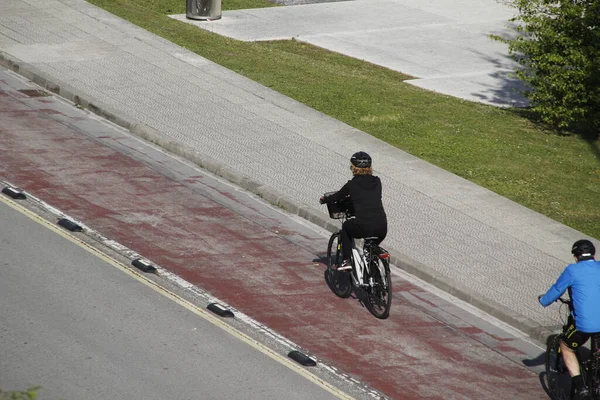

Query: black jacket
left=325, top=175, right=387, bottom=225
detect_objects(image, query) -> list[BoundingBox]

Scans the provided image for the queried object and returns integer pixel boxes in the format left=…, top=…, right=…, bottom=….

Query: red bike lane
left=0, top=78, right=545, bottom=399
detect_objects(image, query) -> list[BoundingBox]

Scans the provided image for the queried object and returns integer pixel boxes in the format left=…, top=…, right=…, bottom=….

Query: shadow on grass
left=477, top=25, right=600, bottom=163
left=471, top=62, right=600, bottom=163
left=572, top=123, right=600, bottom=163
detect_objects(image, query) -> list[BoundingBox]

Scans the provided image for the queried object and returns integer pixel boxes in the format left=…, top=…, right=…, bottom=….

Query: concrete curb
left=0, top=51, right=552, bottom=346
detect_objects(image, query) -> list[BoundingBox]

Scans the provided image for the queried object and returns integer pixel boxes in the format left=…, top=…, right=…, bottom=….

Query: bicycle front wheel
left=325, top=232, right=352, bottom=298
left=584, top=355, right=600, bottom=399
left=545, top=334, right=571, bottom=400
left=364, top=257, right=391, bottom=319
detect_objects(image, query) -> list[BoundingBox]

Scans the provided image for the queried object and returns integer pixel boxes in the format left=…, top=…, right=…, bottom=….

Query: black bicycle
left=545, top=297, right=600, bottom=399
left=323, top=193, right=392, bottom=319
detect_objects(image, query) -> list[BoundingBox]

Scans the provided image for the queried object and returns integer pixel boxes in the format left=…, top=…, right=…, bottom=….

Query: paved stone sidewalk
left=0, top=0, right=594, bottom=338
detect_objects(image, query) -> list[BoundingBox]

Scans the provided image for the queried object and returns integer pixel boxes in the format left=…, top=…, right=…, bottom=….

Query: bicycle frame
left=546, top=297, right=600, bottom=399
left=350, top=242, right=371, bottom=287
left=357, top=243, right=390, bottom=288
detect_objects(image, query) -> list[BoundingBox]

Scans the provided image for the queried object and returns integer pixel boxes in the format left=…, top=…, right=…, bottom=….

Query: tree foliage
left=499, top=0, right=600, bottom=132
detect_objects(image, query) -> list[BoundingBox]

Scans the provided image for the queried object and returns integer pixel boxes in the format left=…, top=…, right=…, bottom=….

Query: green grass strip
left=88, top=0, right=600, bottom=239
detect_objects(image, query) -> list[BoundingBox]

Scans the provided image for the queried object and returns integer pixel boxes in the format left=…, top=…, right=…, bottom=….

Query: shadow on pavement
left=468, top=45, right=529, bottom=108
left=523, top=351, right=545, bottom=367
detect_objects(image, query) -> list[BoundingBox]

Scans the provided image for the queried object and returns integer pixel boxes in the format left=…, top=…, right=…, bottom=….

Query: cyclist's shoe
left=337, top=260, right=352, bottom=271
left=573, top=386, right=591, bottom=400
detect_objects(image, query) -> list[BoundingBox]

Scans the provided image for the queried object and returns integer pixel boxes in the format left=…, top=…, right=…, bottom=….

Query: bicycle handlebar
left=538, top=294, right=572, bottom=311
left=322, top=192, right=355, bottom=219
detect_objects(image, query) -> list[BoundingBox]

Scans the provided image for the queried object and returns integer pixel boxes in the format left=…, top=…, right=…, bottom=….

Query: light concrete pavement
left=171, top=0, right=529, bottom=107
left=0, top=0, right=595, bottom=341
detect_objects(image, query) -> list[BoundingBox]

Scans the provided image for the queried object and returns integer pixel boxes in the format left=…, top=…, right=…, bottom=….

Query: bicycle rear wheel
left=364, top=257, right=391, bottom=319
left=325, top=232, right=352, bottom=298
left=545, top=335, right=571, bottom=400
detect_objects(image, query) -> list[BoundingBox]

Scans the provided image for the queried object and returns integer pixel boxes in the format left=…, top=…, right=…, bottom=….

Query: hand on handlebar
left=537, top=293, right=570, bottom=305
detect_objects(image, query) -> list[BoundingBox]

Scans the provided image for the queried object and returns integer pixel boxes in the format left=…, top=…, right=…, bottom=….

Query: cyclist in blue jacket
left=539, top=239, right=600, bottom=400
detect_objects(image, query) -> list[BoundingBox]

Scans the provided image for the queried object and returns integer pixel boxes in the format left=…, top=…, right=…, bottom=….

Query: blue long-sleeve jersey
left=540, top=259, right=600, bottom=333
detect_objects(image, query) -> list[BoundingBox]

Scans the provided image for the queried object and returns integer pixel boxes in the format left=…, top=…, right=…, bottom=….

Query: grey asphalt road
left=0, top=200, right=343, bottom=400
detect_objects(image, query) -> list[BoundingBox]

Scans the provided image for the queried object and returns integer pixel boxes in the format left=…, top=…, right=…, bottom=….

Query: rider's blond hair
left=351, top=165, right=373, bottom=176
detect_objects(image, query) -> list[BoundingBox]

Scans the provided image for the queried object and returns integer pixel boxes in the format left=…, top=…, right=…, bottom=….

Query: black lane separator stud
left=57, top=218, right=83, bottom=232
left=207, top=303, right=235, bottom=318
left=288, top=350, right=317, bottom=367
left=131, top=258, right=157, bottom=274
left=2, top=186, right=26, bottom=200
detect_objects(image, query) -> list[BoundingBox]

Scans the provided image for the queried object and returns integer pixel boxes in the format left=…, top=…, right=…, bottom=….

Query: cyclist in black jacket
left=320, top=151, right=388, bottom=270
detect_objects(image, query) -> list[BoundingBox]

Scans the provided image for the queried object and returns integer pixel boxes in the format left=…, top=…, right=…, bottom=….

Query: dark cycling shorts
left=561, top=323, right=600, bottom=350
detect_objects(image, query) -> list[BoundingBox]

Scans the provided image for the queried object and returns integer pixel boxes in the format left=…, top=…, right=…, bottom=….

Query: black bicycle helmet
left=571, top=239, right=596, bottom=258
left=350, top=151, right=372, bottom=168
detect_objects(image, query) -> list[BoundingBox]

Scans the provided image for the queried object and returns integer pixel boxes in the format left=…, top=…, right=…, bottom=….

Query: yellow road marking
left=0, top=194, right=355, bottom=400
